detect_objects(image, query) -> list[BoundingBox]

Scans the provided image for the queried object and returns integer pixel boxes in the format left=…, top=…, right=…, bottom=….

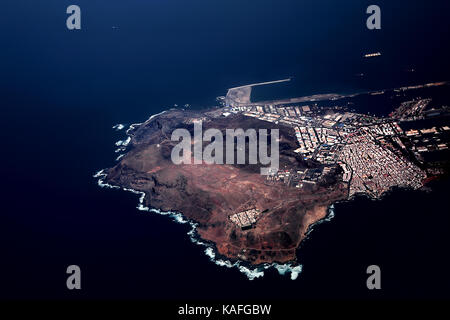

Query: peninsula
left=99, top=81, right=449, bottom=267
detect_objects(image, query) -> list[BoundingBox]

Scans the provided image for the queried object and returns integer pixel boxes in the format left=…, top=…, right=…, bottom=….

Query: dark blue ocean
left=1, top=0, right=450, bottom=299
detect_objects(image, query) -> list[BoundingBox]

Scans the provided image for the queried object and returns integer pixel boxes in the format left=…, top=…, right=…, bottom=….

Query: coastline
left=95, top=113, right=312, bottom=280
left=94, top=168, right=304, bottom=280
left=95, top=100, right=435, bottom=280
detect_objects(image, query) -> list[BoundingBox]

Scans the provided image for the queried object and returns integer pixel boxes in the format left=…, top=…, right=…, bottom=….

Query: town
left=220, top=91, right=448, bottom=200
left=229, top=209, right=261, bottom=230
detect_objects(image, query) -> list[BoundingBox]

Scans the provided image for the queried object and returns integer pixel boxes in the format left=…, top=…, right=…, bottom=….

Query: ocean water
left=1, top=0, right=450, bottom=299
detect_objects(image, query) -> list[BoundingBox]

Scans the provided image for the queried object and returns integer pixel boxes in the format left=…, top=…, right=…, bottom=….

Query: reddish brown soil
left=105, top=110, right=348, bottom=265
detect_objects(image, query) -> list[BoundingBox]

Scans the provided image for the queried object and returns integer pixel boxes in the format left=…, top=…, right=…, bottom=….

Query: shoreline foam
left=94, top=168, right=306, bottom=280
left=94, top=111, right=341, bottom=280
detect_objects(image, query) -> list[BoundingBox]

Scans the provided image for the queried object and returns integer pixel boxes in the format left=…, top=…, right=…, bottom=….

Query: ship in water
left=364, top=52, right=382, bottom=58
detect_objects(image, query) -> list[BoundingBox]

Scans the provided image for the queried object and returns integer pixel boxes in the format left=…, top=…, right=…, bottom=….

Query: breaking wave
left=112, top=124, right=125, bottom=131
left=304, top=204, right=335, bottom=240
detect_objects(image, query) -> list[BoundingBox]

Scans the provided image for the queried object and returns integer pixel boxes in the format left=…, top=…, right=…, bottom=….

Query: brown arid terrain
left=105, top=109, right=348, bottom=265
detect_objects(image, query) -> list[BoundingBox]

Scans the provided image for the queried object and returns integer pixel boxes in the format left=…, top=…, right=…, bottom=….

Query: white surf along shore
left=95, top=111, right=336, bottom=280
